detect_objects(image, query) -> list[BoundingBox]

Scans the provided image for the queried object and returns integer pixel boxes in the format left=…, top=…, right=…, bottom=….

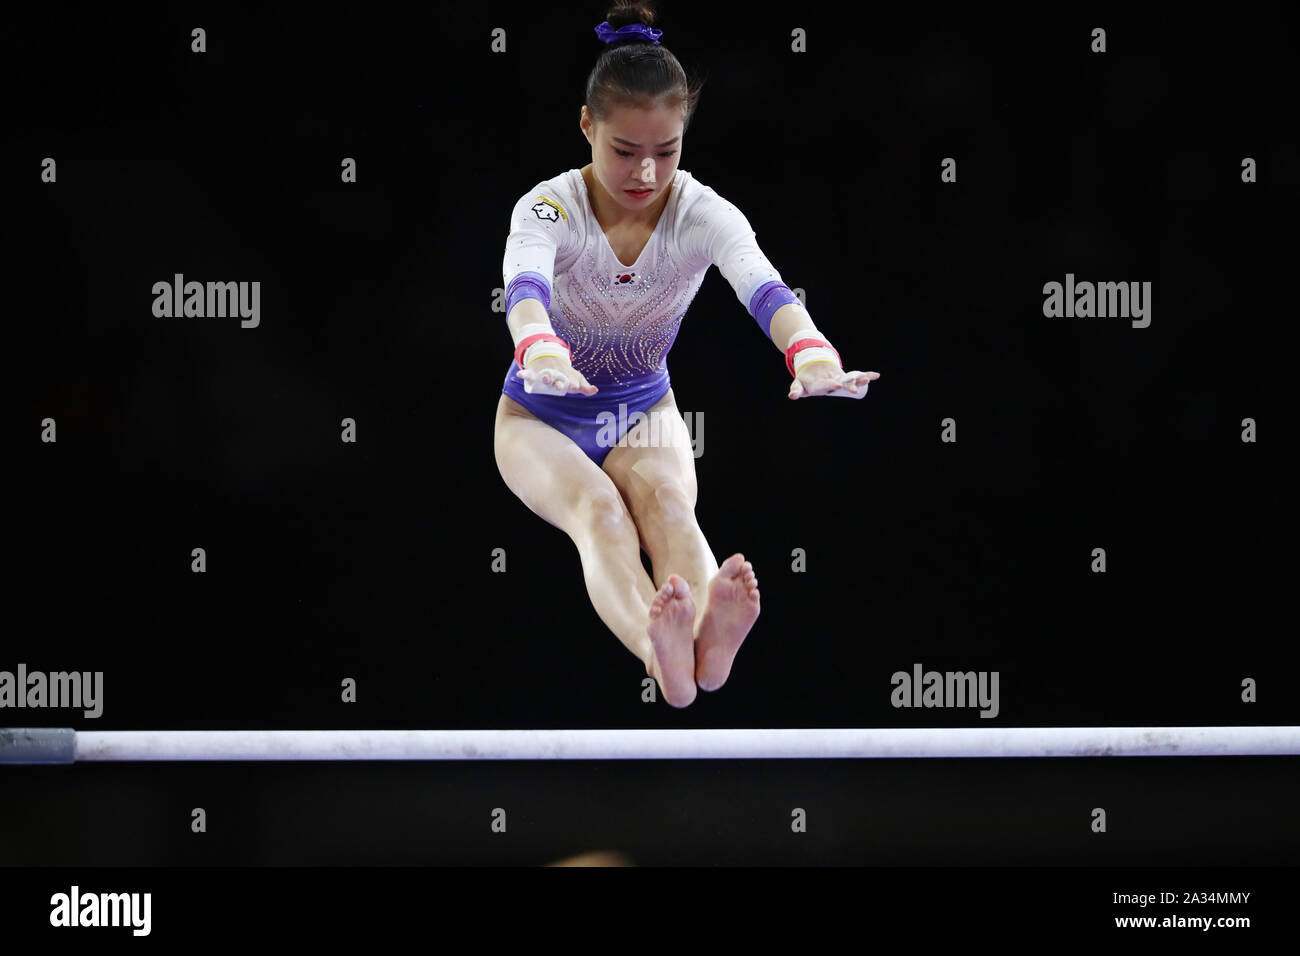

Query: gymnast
left=493, top=2, right=880, bottom=707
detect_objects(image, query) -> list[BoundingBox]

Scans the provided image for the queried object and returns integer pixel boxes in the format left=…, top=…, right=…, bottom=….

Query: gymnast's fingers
left=516, top=367, right=566, bottom=396
left=829, top=371, right=870, bottom=398
left=565, top=369, right=599, bottom=394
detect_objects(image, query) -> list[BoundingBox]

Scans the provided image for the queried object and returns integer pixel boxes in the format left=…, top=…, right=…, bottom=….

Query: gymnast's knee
left=573, top=489, right=638, bottom=542
left=645, top=483, right=697, bottom=530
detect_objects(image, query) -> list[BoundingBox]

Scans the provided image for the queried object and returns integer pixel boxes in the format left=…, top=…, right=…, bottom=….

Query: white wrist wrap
left=515, top=321, right=568, bottom=367
left=792, top=346, right=840, bottom=376
left=785, top=327, right=840, bottom=375
left=786, top=327, right=822, bottom=349
left=523, top=341, right=569, bottom=366
left=516, top=322, right=555, bottom=342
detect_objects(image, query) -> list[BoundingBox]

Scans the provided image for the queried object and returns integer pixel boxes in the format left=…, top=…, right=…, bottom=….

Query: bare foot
left=646, top=574, right=697, bottom=707
left=694, top=553, right=760, bottom=691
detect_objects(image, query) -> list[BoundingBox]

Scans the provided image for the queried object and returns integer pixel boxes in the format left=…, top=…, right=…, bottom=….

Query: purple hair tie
left=595, top=21, right=663, bottom=45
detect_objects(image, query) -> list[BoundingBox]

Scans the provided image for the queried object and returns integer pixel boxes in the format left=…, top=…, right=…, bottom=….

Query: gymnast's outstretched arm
left=768, top=301, right=881, bottom=400
left=684, top=191, right=880, bottom=400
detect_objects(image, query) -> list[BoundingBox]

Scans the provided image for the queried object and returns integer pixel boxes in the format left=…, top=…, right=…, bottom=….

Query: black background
left=4, top=2, right=1296, bottom=869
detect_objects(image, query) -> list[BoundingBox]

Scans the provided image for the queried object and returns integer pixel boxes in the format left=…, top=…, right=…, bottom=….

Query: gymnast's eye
left=613, top=148, right=677, bottom=158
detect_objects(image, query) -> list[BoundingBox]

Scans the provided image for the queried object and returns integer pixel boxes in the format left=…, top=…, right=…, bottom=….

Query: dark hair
left=586, top=1, right=705, bottom=132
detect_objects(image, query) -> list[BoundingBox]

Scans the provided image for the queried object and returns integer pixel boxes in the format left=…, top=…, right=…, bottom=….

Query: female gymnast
left=493, top=2, right=879, bottom=708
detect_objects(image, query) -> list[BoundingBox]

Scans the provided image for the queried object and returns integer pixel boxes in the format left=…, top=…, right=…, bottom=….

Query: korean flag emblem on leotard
left=531, top=196, right=567, bottom=223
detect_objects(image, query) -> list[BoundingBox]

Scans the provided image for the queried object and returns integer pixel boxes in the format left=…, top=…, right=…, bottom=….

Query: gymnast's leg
left=493, top=394, right=699, bottom=707
left=601, top=388, right=761, bottom=691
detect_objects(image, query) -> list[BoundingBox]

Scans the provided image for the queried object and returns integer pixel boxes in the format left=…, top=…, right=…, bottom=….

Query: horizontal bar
left=2, top=727, right=1298, bottom=763
left=0, top=727, right=75, bottom=764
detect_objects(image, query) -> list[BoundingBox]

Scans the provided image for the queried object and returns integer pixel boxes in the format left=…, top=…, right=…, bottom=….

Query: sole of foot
left=694, top=553, right=760, bottom=692
left=647, top=573, right=698, bottom=707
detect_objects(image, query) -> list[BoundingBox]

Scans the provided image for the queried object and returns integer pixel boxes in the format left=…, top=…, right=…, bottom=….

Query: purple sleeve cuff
left=747, top=281, right=802, bottom=340
left=506, top=271, right=551, bottom=317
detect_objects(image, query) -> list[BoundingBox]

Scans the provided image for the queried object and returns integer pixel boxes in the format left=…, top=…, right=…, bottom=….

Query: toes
left=719, top=553, right=744, bottom=576
left=650, top=584, right=672, bottom=612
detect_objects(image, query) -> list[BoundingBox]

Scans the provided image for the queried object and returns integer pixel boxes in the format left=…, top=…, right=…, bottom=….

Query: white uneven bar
left=63, top=726, right=1300, bottom=761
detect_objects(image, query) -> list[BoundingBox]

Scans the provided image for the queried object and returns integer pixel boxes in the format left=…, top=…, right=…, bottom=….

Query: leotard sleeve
left=679, top=186, right=803, bottom=341
left=502, top=183, right=579, bottom=317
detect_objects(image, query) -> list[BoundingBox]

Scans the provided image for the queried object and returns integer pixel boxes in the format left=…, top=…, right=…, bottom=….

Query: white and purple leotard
left=501, top=166, right=800, bottom=465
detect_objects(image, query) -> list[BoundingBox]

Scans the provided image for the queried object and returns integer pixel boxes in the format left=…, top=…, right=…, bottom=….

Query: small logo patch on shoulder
left=531, top=196, right=567, bottom=222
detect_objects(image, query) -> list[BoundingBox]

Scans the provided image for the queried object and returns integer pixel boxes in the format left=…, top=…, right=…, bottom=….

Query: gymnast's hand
left=516, top=355, right=599, bottom=396
left=788, top=362, right=880, bottom=400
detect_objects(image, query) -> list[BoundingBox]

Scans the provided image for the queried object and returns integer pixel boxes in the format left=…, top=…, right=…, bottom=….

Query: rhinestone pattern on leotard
left=553, top=241, right=696, bottom=387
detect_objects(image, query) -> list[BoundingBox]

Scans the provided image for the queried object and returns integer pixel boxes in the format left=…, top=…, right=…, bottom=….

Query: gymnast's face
left=581, top=101, right=683, bottom=215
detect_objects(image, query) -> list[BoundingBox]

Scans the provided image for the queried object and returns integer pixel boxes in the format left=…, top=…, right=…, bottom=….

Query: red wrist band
left=514, top=332, right=572, bottom=368
left=785, top=337, right=842, bottom=377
